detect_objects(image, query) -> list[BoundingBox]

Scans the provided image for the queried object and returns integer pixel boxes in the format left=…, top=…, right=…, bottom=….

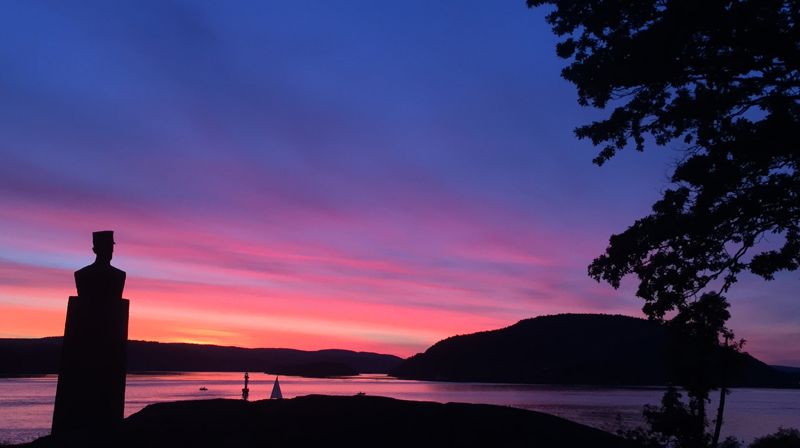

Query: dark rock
left=21, top=395, right=636, bottom=448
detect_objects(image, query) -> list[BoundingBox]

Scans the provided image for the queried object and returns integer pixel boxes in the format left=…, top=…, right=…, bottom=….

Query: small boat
left=270, top=376, right=283, bottom=400
left=199, top=387, right=208, bottom=391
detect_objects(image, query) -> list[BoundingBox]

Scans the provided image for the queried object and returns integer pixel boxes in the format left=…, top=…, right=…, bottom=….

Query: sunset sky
left=1, top=1, right=798, bottom=365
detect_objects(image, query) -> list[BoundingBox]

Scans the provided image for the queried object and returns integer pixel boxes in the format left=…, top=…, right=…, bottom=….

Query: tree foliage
left=667, top=294, right=738, bottom=394
left=750, top=428, right=800, bottom=448
left=622, top=386, right=716, bottom=448
left=527, top=0, right=800, bottom=319
left=528, top=2, right=798, bottom=446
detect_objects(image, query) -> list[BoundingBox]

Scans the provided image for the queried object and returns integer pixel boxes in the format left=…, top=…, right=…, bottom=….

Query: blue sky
left=1, top=0, right=797, bottom=364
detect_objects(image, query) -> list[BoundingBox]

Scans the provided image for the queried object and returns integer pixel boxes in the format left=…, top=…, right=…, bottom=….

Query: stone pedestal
left=51, top=296, right=129, bottom=435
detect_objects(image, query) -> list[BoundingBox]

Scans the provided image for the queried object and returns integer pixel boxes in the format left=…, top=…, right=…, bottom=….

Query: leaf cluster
left=529, top=0, right=800, bottom=318
left=667, top=294, right=744, bottom=396
left=750, top=428, right=800, bottom=448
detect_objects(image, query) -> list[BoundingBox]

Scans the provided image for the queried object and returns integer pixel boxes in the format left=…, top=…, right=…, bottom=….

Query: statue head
left=92, top=230, right=115, bottom=264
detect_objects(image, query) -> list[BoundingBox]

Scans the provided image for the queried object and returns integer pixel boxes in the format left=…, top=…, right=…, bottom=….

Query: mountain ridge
left=392, top=313, right=799, bottom=387
left=0, top=338, right=403, bottom=376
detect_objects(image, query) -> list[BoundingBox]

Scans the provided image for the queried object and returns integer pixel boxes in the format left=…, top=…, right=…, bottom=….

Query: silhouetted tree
left=527, top=1, right=798, bottom=447
left=666, top=294, right=744, bottom=448
left=622, top=386, right=709, bottom=448
left=526, top=0, right=798, bottom=315
left=750, top=428, right=800, bottom=448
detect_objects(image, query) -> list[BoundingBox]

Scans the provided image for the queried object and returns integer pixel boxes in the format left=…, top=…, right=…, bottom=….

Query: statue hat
left=92, top=230, right=115, bottom=246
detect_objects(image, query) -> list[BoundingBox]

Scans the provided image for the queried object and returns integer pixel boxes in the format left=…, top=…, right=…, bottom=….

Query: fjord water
left=1, top=373, right=798, bottom=445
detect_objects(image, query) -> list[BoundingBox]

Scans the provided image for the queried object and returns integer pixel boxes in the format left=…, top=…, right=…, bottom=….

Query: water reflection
left=1, top=373, right=798, bottom=445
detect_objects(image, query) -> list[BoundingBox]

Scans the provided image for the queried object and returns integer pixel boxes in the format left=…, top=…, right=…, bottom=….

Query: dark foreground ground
left=20, top=395, right=635, bottom=448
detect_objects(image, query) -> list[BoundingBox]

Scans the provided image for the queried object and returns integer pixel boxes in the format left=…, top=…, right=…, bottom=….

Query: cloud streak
left=0, top=0, right=796, bottom=361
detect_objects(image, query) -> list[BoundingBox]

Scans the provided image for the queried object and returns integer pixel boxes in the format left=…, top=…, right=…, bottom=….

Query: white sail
left=270, top=376, right=283, bottom=399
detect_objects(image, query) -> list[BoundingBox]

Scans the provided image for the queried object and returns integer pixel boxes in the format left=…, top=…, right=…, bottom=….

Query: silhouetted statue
left=52, top=231, right=130, bottom=435
left=74, top=231, right=126, bottom=300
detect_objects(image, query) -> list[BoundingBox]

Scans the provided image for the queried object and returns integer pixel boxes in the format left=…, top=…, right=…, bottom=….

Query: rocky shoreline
left=18, top=395, right=635, bottom=448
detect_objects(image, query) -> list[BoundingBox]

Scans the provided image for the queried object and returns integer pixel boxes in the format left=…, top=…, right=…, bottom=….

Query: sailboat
left=270, top=376, right=283, bottom=400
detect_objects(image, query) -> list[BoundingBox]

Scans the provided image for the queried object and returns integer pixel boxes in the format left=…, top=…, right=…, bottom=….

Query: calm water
left=1, top=373, right=798, bottom=445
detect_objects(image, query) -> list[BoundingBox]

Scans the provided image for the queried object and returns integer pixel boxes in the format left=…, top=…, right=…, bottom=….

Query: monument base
left=52, top=296, right=129, bottom=435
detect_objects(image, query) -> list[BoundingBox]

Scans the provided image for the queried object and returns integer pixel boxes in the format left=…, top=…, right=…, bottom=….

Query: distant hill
left=392, top=314, right=799, bottom=387
left=264, top=362, right=358, bottom=378
left=773, top=365, right=800, bottom=375
left=0, top=338, right=402, bottom=376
